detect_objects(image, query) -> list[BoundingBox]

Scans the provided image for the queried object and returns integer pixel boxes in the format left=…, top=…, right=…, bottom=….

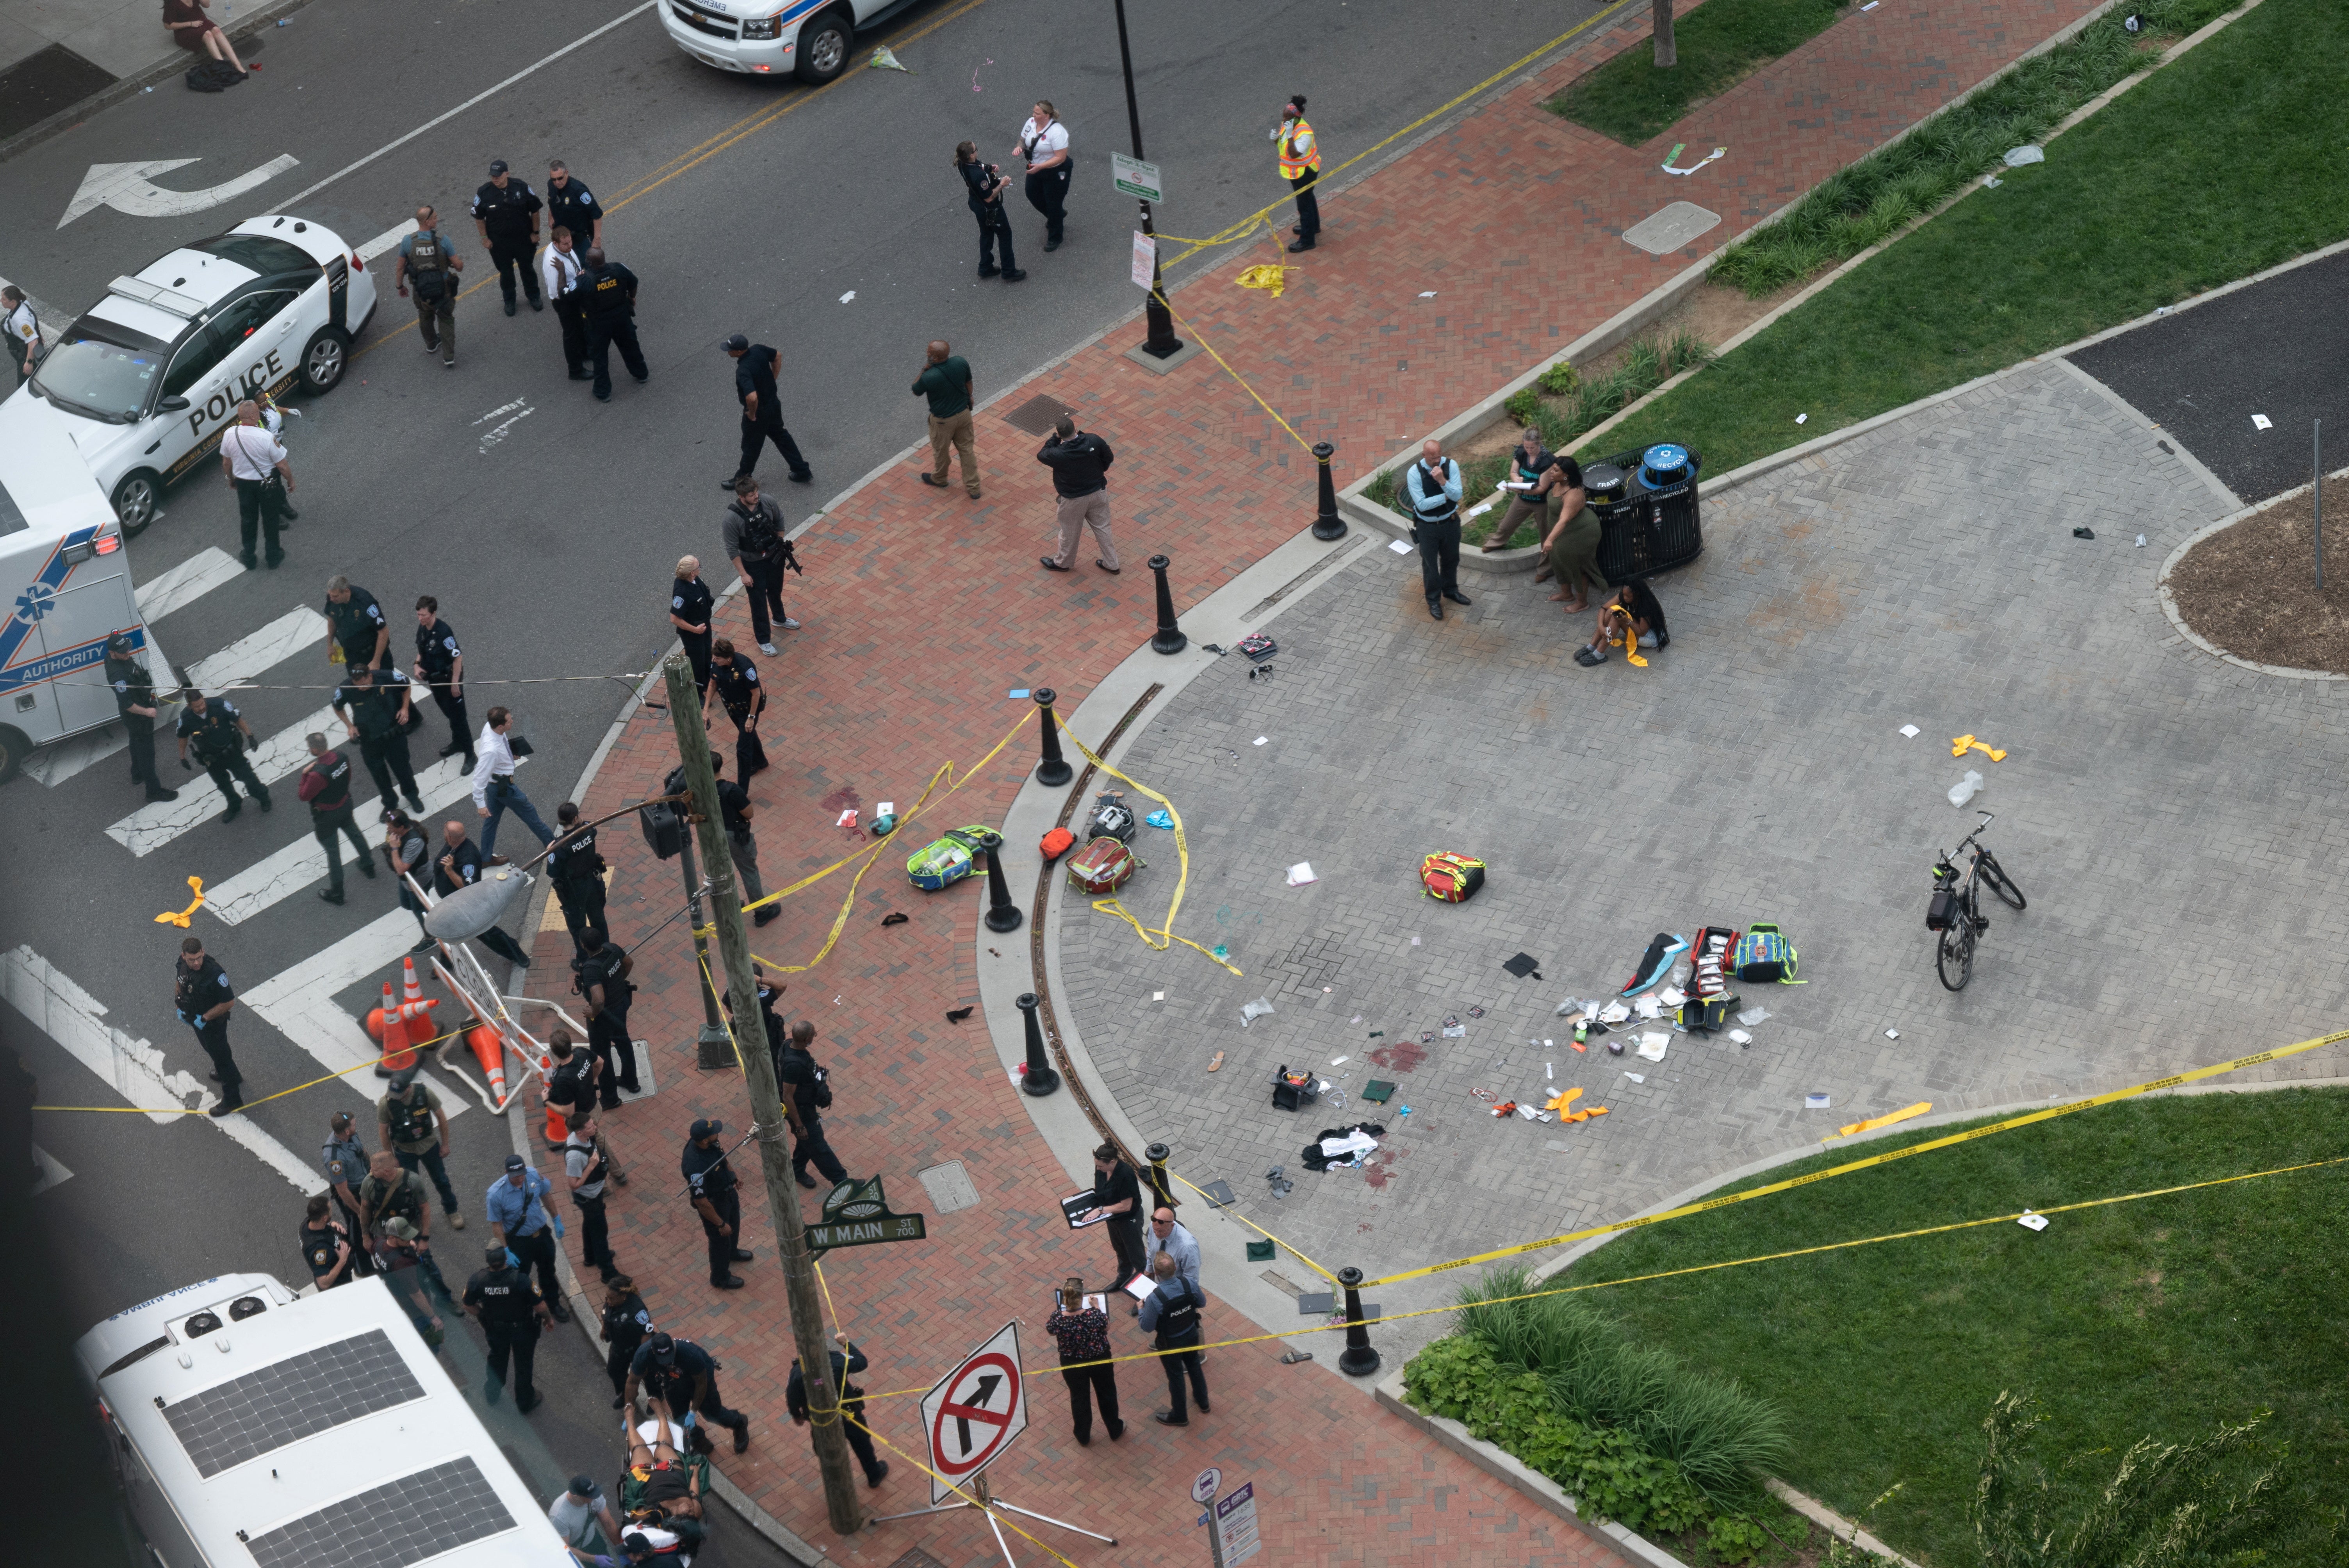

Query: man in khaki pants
left=1037, top=415, right=1120, bottom=574
left=912, top=340, right=980, bottom=499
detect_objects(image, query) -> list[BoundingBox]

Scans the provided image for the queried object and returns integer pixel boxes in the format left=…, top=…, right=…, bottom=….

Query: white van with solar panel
left=75, top=1273, right=570, bottom=1568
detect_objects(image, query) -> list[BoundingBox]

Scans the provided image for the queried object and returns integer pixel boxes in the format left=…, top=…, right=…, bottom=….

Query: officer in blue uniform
left=175, top=688, right=271, bottom=820
left=173, top=936, right=244, bottom=1115
left=546, top=160, right=604, bottom=250
left=580, top=247, right=647, bottom=401
left=105, top=633, right=178, bottom=802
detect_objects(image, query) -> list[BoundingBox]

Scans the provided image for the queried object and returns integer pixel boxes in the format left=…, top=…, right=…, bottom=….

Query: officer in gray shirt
left=321, top=1110, right=376, bottom=1276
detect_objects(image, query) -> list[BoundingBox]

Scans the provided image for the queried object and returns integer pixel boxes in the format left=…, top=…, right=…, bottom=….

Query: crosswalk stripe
left=25, top=606, right=329, bottom=787
left=241, top=911, right=471, bottom=1121
left=135, top=546, right=245, bottom=624
left=108, top=704, right=340, bottom=855
left=0, top=946, right=325, bottom=1194
left=357, top=220, right=419, bottom=263
left=204, top=753, right=513, bottom=923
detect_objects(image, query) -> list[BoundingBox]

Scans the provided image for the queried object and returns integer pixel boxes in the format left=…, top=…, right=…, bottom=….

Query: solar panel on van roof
left=161, top=1328, right=423, bottom=1478
left=244, top=1456, right=517, bottom=1568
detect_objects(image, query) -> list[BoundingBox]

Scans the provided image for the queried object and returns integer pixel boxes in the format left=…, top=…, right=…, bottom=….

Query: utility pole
left=1111, top=0, right=1182, bottom=358
left=660, top=655, right=864, bottom=1535
left=1652, top=0, right=1677, bottom=68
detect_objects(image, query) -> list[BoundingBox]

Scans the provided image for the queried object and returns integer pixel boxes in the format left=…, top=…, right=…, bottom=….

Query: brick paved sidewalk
left=532, top=1, right=2104, bottom=1561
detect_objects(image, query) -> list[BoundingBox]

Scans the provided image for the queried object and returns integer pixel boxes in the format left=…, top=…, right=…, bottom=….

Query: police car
left=15, top=214, right=377, bottom=537
left=659, top=0, right=908, bottom=83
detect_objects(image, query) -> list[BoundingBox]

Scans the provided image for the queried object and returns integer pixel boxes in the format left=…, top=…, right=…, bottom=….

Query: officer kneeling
left=463, top=1242, right=554, bottom=1413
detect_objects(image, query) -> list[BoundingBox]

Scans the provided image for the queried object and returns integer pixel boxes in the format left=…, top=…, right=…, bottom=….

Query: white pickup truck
left=658, top=0, right=916, bottom=83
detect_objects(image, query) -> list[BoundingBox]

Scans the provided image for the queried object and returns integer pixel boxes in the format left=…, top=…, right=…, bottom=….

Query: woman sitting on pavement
left=1576, top=578, right=1668, bottom=667
left=162, top=0, right=248, bottom=75
left=1481, top=429, right=1571, bottom=556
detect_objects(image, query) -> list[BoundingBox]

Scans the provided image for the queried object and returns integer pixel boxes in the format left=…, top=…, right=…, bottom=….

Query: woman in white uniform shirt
left=2, top=286, right=38, bottom=387
left=1013, top=101, right=1072, bottom=251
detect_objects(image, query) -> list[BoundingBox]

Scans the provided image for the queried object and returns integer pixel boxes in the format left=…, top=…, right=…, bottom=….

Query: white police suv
left=659, top=0, right=896, bottom=83
left=17, top=214, right=377, bottom=536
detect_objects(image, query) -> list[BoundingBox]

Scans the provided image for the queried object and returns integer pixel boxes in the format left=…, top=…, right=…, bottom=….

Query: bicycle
left=1928, top=811, right=2026, bottom=991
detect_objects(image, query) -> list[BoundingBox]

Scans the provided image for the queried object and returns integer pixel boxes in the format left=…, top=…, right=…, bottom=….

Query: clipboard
left=1060, top=1190, right=1110, bottom=1229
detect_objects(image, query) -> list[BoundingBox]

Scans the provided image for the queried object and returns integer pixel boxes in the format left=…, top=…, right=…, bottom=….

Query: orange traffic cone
left=535, top=1035, right=567, bottom=1146
left=401, top=955, right=427, bottom=1009
left=377, top=982, right=417, bottom=1076
left=397, top=996, right=439, bottom=1054
left=467, top=1024, right=510, bottom=1107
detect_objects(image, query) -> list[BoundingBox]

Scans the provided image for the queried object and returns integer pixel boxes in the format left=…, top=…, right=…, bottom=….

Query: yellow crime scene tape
left=1165, top=1167, right=1337, bottom=1284
left=1052, top=715, right=1241, bottom=976
left=1356, top=1023, right=2349, bottom=1288
left=32, top=1023, right=478, bottom=1115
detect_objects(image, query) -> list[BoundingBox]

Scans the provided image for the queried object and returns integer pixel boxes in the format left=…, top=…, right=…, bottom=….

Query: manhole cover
left=1621, top=200, right=1722, bottom=256
left=1001, top=391, right=1074, bottom=435
left=916, top=1160, right=981, bottom=1214
left=887, top=1551, right=950, bottom=1568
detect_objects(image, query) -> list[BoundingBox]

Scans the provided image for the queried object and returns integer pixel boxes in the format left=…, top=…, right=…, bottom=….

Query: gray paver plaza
left=1057, top=358, right=2349, bottom=1360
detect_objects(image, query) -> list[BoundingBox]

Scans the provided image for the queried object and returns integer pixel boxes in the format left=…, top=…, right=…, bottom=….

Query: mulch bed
left=2167, top=474, right=2349, bottom=674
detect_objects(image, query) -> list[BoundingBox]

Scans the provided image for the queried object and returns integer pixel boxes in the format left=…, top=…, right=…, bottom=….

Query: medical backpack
left=905, top=826, right=992, bottom=891
left=1732, top=923, right=1800, bottom=983
left=1067, top=836, right=1139, bottom=894
left=1420, top=852, right=1486, bottom=903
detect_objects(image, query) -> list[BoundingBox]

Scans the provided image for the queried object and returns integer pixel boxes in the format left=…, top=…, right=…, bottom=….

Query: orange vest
left=1278, top=118, right=1320, bottom=179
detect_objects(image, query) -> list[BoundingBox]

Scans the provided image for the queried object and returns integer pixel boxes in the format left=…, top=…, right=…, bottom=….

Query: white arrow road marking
left=107, top=678, right=429, bottom=855
left=241, top=912, right=469, bottom=1121
left=203, top=753, right=512, bottom=921
left=474, top=398, right=534, bottom=454
left=25, top=606, right=328, bottom=786
left=135, top=546, right=245, bottom=624
left=59, top=154, right=303, bottom=228
left=32, top=1145, right=71, bottom=1194
left=0, top=946, right=324, bottom=1194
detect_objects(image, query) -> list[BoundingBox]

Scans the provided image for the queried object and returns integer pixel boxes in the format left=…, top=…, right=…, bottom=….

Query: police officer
left=540, top=227, right=590, bottom=382
left=681, top=1118, right=752, bottom=1290
left=486, top=1153, right=568, bottom=1319
left=579, top=246, right=647, bottom=401
left=788, top=1331, right=888, bottom=1486
left=548, top=802, right=609, bottom=955
left=1275, top=95, right=1322, bottom=252
left=435, top=818, right=534, bottom=969
left=775, top=1018, right=848, bottom=1192
left=324, top=575, right=393, bottom=672
left=721, top=474, right=800, bottom=654
left=413, top=596, right=473, bottom=768
left=701, top=637, right=768, bottom=780
left=576, top=928, right=640, bottom=1105
left=175, top=688, right=271, bottom=820
left=599, top=1273, right=651, bottom=1409
left=463, top=1240, right=554, bottom=1410
left=384, top=808, right=437, bottom=956
left=173, top=935, right=244, bottom=1115
left=546, top=160, right=604, bottom=250
left=721, top=335, right=813, bottom=488
left=954, top=141, right=1023, bottom=281
left=472, top=159, right=545, bottom=316
left=320, top=1109, right=377, bottom=1276
left=334, top=665, right=426, bottom=815
left=625, top=1331, right=752, bottom=1453
left=105, top=634, right=178, bottom=802
left=298, top=732, right=375, bottom=906
left=668, top=556, right=715, bottom=693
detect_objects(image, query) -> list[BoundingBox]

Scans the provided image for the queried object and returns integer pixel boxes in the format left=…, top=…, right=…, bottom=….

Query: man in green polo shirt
left=912, top=339, right=980, bottom=500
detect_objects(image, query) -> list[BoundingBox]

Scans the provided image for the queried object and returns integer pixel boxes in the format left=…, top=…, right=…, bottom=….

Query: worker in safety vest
left=1274, top=95, right=1321, bottom=252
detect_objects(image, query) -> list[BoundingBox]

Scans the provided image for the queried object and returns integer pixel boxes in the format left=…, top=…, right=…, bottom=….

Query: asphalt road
left=0, top=0, right=1606, bottom=1550
left=2068, top=248, right=2349, bottom=504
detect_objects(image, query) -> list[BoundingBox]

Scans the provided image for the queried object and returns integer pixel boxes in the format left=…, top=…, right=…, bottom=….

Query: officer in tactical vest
left=334, top=664, right=425, bottom=815
left=175, top=688, right=270, bottom=820
left=106, top=633, right=178, bottom=802
left=576, top=930, right=640, bottom=1106
left=579, top=246, right=648, bottom=402
left=720, top=475, right=800, bottom=655
left=393, top=205, right=465, bottom=369
left=463, top=1241, right=553, bottom=1410
left=298, top=732, right=376, bottom=905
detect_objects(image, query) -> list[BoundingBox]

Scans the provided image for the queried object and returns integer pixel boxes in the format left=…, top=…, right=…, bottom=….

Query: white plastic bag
left=1949, top=769, right=1984, bottom=807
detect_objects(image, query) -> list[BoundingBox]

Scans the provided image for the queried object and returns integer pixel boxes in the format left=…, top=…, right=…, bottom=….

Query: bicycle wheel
left=1977, top=850, right=2026, bottom=911
left=1937, top=918, right=1976, bottom=991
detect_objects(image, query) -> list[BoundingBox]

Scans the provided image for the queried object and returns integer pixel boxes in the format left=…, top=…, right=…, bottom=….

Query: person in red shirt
left=163, top=0, right=247, bottom=75
left=299, top=732, right=376, bottom=905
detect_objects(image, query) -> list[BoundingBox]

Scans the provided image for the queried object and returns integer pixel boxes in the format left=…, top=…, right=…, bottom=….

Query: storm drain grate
left=1001, top=392, right=1075, bottom=435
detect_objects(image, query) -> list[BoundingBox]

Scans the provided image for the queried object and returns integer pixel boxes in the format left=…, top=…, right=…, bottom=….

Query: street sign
left=1132, top=231, right=1157, bottom=291
left=919, top=1320, right=1029, bottom=1504
left=807, top=1175, right=927, bottom=1258
left=1216, top=1482, right=1263, bottom=1566
left=1191, top=1466, right=1222, bottom=1504
left=1112, top=153, right=1162, bottom=203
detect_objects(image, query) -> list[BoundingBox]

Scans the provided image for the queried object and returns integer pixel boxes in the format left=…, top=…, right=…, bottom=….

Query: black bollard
left=1311, top=441, right=1346, bottom=541
left=1337, top=1266, right=1381, bottom=1377
left=975, top=829, right=1023, bottom=934
left=1148, top=554, right=1187, bottom=656
left=1032, top=688, right=1073, bottom=788
left=1144, top=1142, right=1174, bottom=1211
left=1016, top=992, right=1061, bottom=1097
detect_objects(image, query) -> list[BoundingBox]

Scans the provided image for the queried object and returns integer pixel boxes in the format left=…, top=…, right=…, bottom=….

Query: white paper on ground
left=1418, top=291, right=1437, bottom=298
left=1728, top=1028, right=1753, bottom=1045
left=1466, top=502, right=1492, bottom=518
left=1659, top=987, right=1686, bottom=1007
left=1899, top=725, right=1921, bottom=738
left=1441, top=1023, right=1466, bottom=1039
left=1388, top=539, right=1413, bottom=554
left=1331, top=1056, right=1349, bottom=1066
left=877, top=801, right=895, bottom=816
left=1598, top=1001, right=1631, bottom=1024
left=1152, top=991, right=1164, bottom=1001
left=2017, top=1211, right=2050, bottom=1231
left=1738, top=1007, right=1770, bottom=1025
left=1253, top=736, right=1269, bottom=746
left=1636, top=995, right=1663, bottom=1020
left=2252, top=414, right=2273, bottom=430
left=1805, top=1092, right=1830, bottom=1108
left=1886, top=1028, right=1901, bottom=1040
left=1637, top=1033, right=1670, bottom=1061
left=1240, top=997, right=1275, bottom=1026
left=1286, top=861, right=1318, bottom=886
left=1795, top=413, right=1808, bottom=424
left=839, top=290, right=856, bottom=303
left=1624, top=1072, right=1646, bottom=1083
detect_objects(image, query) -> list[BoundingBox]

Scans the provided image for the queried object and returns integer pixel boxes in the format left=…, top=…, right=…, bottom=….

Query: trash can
left=1593, top=444, right=1704, bottom=584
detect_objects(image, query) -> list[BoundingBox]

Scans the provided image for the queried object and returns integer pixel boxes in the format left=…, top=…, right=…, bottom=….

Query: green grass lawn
left=1557, top=1089, right=2349, bottom=1567
left=1584, top=0, right=2349, bottom=476
left=1550, top=0, right=1851, bottom=147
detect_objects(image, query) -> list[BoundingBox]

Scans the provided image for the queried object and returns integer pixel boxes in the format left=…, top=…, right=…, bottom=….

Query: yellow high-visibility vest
left=1278, top=118, right=1320, bottom=179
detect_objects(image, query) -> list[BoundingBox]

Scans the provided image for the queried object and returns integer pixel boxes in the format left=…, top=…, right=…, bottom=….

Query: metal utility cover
left=1622, top=201, right=1722, bottom=256
left=1002, top=392, right=1074, bottom=435
left=916, top=1160, right=981, bottom=1214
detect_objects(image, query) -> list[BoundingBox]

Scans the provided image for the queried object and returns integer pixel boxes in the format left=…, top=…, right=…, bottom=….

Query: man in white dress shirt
left=541, top=228, right=590, bottom=383
left=219, top=400, right=295, bottom=569
left=473, top=705, right=554, bottom=861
